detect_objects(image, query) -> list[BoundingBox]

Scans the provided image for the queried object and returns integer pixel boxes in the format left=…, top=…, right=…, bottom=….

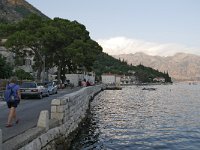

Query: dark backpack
left=4, top=84, right=17, bottom=102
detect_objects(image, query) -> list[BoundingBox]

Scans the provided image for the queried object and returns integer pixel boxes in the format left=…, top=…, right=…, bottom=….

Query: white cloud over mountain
left=97, top=37, right=199, bottom=56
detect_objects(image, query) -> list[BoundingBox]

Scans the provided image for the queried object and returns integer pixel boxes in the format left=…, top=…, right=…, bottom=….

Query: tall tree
left=0, top=15, right=102, bottom=82
left=43, top=18, right=102, bottom=83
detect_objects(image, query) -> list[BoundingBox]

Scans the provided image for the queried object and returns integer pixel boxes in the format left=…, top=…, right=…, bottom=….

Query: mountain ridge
left=113, top=52, right=200, bottom=81
left=0, top=0, right=48, bottom=22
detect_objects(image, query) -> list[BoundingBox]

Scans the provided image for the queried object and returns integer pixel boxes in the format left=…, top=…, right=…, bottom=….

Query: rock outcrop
left=0, top=0, right=47, bottom=22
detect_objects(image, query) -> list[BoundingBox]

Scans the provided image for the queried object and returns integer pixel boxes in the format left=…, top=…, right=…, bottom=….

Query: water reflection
left=70, top=84, right=200, bottom=150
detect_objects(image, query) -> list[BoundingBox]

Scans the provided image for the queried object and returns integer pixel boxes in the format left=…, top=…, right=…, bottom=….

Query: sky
left=26, top=0, right=200, bottom=56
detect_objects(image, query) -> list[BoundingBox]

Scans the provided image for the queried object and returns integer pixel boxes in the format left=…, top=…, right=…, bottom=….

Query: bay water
left=70, top=83, right=200, bottom=150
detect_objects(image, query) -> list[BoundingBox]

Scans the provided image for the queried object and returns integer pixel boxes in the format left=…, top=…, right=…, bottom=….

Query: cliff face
left=0, top=0, right=47, bottom=22
left=113, top=52, right=200, bottom=81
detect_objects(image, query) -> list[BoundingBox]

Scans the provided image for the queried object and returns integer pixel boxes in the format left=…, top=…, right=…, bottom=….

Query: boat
left=142, top=87, right=156, bottom=91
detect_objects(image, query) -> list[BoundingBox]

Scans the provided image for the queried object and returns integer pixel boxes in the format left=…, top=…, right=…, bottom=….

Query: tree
left=14, top=69, right=34, bottom=80
left=0, top=14, right=49, bottom=81
left=0, top=54, right=13, bottom=79
left=43, top=18, right=102, bottom=83
left=0, top=15, right=103, bottom=82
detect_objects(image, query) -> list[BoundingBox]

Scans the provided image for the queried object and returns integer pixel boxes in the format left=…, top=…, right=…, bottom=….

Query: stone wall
left=2, top=85, right=105, bottom=150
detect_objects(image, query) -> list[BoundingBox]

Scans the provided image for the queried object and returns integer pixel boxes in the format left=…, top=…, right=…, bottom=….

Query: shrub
left=14, top=69, right=34, bottom=80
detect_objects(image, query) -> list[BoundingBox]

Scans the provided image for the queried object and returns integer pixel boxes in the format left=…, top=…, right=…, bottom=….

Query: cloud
left=97, top=37, right=199, bottom=56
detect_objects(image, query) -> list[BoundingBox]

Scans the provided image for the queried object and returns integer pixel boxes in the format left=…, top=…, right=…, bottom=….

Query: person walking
left=5, top=76, right=21, bottom=127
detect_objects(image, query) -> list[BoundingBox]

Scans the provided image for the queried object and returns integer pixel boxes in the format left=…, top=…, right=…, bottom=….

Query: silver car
left=20, top=82, right=49, bottom=99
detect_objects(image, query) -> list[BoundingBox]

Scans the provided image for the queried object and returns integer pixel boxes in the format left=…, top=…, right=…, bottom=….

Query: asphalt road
left=0, top=87, right=82, bottom=142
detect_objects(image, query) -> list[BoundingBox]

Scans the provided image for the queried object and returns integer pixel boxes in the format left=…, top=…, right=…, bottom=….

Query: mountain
left=113, top=52, right=200, bottom=81
left=0, top=0, right=47, bottom=22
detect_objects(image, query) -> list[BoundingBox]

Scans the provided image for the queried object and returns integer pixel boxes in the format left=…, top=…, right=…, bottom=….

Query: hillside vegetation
left=93, top=53, right=172, bottom=83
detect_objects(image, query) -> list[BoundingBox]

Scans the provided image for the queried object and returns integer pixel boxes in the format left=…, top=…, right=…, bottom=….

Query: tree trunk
left=57, top=64, right=62, bottom=88
left=37, top=66, right=42, bottom=82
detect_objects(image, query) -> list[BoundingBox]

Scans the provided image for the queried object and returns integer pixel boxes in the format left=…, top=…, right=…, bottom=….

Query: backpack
left=4, top=84, right=17, bottom=102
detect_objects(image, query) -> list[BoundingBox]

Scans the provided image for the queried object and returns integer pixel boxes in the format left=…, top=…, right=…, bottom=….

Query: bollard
left=37, top=110, right=49, bottom=131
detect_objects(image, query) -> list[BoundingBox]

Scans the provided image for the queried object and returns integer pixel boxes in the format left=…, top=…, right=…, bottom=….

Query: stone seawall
left=2, top=85, right=105, bottom=150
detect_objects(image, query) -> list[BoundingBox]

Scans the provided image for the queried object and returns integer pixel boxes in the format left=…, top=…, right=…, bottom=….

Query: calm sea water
left=70, top=83, right=200, bottom=150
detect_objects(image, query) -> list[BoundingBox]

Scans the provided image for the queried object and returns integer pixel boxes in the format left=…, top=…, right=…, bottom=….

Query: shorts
left=7, top=100, right=20, bottom=108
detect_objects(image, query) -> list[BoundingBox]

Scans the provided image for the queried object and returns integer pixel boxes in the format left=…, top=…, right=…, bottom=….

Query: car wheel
left=38, top=93, right=43, bottom=99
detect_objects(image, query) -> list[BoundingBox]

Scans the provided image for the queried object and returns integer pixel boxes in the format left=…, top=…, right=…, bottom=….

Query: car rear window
left=21, top=82, right=36, bottom=88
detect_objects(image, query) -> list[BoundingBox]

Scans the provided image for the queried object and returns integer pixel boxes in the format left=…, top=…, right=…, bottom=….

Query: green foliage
left=0, top=14, right=102, bottom=82
left=14, top=56, right=24, bottom=66
left=0, top=22, right=16, bottom=39
left=41, top=17, right=102, bottom=82
left=134, top=64, right=172, bottom=83
left=93, top=52, right=135, bottom=76
left=0, top=14, right=53, bottom=80
left=0, top=54, right=13, bottom=79
left=93, top=53, right=172, bottom=83
left=14, top=69, right=34, bottom=80
left=0, top=18, right=9, bottom=24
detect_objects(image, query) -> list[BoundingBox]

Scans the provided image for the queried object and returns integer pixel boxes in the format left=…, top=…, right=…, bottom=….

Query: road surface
left=0, top=87, right=82, bottom=142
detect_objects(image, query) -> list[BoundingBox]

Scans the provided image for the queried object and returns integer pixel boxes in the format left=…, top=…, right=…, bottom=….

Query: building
left=101, top=74, right=121, bottom=85
left=153, top=77, right=165, bottom=82
left=121, top=75, right=131, bottom=84
left=0, top=46, right=34, bottom=73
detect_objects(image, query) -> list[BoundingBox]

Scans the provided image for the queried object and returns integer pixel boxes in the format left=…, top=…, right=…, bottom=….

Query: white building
left=84, top=72, right=95, bottom=84
left=153, top=77, right=165, bottom=82
left=0, top=46, right=34, bottom=73
left=65, top=72, right=95, bottom=87
left=65, top=74, right=82, bottom=87
left=116, top=76, right=121, bottom=85
left=101, top=74, right=121, bottom=85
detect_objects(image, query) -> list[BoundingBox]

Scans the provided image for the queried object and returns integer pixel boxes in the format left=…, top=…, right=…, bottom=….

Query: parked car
left=20, top=82, right=49, bottom=99
left=53, top=80, right=64, bottom=89
left=45, top=81, right=58, bottom=95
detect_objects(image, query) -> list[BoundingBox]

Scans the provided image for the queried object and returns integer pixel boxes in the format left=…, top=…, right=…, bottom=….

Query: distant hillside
left=113, top=52, right=200, bottom=81
left=93, top=52, right=172, bottom=83
left=0, top=0, right=48, bottom=22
